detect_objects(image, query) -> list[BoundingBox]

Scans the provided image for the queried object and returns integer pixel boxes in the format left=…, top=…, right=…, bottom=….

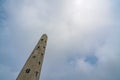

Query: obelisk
left=16, top=34, right=48, bottom=80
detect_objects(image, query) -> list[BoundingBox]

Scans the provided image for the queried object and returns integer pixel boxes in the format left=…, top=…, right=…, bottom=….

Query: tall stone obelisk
left=16, top=34, right=48, bottom=80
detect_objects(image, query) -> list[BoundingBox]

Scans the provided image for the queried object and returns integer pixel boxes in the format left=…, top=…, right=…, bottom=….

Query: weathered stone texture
left=16, top=34, right=47, bottom=80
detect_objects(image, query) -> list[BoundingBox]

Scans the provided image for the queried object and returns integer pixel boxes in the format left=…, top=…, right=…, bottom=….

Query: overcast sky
left=0, top=0, right=120, bottom=80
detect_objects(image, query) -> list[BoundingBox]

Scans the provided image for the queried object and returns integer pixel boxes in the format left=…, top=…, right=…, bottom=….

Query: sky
left=0, top=0, right=120, bottom=80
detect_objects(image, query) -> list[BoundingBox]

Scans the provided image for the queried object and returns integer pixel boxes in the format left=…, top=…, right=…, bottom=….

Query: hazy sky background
left=0, top=0, right=120, bottom=80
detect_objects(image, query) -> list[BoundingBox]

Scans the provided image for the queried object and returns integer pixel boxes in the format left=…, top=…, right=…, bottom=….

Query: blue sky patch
left=84, top=55, right=98, bottom=65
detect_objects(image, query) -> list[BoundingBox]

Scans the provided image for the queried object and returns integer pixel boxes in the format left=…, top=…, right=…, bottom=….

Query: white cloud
left=1, top=0, right=120, bottom=80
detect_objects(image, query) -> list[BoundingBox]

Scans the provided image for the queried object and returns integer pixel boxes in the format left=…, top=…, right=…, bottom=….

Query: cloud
left=0, top=64, right=17, bottom=80
left=0, top=0, right=120, bottom=80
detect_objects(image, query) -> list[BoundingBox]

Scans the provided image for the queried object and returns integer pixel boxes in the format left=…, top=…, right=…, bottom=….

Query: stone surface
left=16, top=34, right=48, bottom=80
